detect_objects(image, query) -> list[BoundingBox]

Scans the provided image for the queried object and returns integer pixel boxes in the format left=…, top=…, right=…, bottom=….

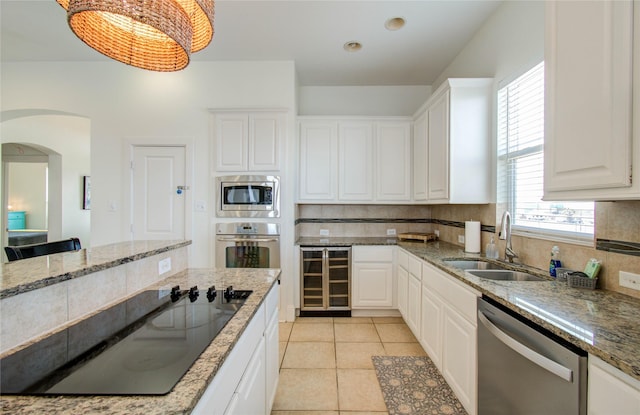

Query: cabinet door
left=419, top=287, right=443, bottom=370
left=406, top=271, right=421, bottom=338
left=376, top=121, right=411, bottom=201
left=265, top=309, right=279, bottom=412
left=588, top=356, right=640, bottom=415
left=427, top=90, right=450, bottom=201
left=352, top=262, right=394, bottom=308
left=397, top=265, right=408, bottom=318
left=442, top=305, right=477, bottom=415
left=413, top=111, right=428, bottom=201
left=298, top=121, right=338, bottom=201
left=225, top=337, right=266, bottom=415
left=249, top=113, right=282, bottom=171
left=216, top=113, right=248, bottom=171
left=339, top=121, right=374, bottom=201
left=544, top=1, right=634, bottom=196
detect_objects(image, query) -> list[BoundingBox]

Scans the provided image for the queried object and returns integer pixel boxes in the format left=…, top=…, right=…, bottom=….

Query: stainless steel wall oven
left=216, top=175, right=280, bottom=218
left=215, top=223, right=280, bottom=269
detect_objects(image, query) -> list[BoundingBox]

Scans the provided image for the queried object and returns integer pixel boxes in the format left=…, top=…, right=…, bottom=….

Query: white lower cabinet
left=441, top=303, right=476, bottom=414
left=264, top=306, right=280, bottom=410
left=396, top=250, right=409, bottom=318
left=419, top=287, right=443, bottom=369
left=193, top=285, right=279, bottom=415
left=225, top=337, right=266, bottom=415
left=352, top=246, right=395, bottom=309
left=405, top=255, right=423, bottom=338
left=419, top=260, right=479, bottom=415
left=588, top=355, right=640, bottom=415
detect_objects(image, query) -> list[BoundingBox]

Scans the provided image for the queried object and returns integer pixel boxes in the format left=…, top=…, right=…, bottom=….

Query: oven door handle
left=216, top=237, right=279, bottom=243
left=478, top=310, right=573, bottom=382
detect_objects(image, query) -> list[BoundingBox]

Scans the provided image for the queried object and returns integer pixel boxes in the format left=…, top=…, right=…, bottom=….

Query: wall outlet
left=434, top=230, right=440, bottom=238
left=387, top=228, right=397, bottom=236
left=620, top=271, right=640, bottom=291
left=319, top=229, right=330, bottom=236
left=158, top=257, right=172, bottom=275
left=458, top=235, right=465, bottom=244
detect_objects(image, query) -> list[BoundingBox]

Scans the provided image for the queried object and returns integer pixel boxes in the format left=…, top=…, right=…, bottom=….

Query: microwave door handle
left=216, top=237, right=279, bottom=243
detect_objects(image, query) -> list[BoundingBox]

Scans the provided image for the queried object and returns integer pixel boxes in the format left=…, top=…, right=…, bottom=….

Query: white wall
left=1, top=61, right=297, bottom=265
left=433, top=0, right=544, bottom=89
left=299, top=85, right=431, bottom=116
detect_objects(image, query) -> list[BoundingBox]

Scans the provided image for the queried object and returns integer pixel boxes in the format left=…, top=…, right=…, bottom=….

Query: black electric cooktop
left=0, top=285, right=251, bottom=396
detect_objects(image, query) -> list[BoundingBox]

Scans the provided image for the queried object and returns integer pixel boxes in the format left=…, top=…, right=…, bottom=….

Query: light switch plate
left=458, top=235, right=465, bottom=244
left=620, top=271, right=640, bottom=291
left=320, top=229, right=330, bottom=236
left=387, top=229, right=397, bottom=236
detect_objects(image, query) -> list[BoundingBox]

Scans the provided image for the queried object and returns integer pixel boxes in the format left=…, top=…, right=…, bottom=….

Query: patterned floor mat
left=372, top=355, right=468, bottom=415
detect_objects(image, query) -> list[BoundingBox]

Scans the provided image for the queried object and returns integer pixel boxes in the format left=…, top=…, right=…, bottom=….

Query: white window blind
left=498, top=62, right=594, bottom=237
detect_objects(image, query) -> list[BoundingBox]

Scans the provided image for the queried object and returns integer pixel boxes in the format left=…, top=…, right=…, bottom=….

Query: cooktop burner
left=1, top=285, right=252, bottom=396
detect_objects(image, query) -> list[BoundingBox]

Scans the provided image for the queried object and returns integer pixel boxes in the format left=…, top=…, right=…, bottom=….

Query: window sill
left=511, top=227, right=595, bottom=248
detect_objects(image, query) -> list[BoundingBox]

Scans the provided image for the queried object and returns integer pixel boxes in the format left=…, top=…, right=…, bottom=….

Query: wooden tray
left=397, top=232, right=437, bottom=243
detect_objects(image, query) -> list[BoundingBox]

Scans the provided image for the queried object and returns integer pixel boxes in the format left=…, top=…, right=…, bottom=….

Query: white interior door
left=132, top=146, right=186, bottom=240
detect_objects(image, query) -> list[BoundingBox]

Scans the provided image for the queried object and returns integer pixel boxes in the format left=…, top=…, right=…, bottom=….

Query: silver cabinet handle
left=478, top=310, right=573, bottom=382
left=216, top=237, right=279, bottom=243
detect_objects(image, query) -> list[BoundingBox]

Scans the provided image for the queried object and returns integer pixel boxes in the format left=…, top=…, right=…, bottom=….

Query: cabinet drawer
left=397, top=249, right=409, bottom=269
left=409, top=255, right=422, bottom=277
left=353, top=246, right=394, bottom=262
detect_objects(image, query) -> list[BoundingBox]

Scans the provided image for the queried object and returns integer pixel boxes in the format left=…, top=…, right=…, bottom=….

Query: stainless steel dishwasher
left=477, top=297, right=587, bottom=415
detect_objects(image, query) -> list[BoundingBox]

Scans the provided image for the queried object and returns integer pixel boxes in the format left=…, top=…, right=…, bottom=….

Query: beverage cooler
left=300, top=247, right=351, bottom=317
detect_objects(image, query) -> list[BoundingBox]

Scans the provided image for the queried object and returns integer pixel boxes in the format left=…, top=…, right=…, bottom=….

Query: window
left=497, top=62, right=594, bottom=238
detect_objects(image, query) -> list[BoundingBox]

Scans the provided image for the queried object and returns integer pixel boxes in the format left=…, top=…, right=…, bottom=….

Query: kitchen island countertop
left=0, top=267, right=280, bottom=415
left=0, top=240, right=192, bottom=299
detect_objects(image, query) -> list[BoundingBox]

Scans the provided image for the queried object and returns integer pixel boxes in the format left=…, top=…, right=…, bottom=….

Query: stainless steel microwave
left=216, top=175, right=280, bottom=218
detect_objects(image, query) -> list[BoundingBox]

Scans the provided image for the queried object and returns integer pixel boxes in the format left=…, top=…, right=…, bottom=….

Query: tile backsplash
left=297, top=202, right=640, bottom=299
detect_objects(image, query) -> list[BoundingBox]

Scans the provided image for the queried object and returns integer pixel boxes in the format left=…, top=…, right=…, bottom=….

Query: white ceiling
left=0, top=0, right=502, bottom=86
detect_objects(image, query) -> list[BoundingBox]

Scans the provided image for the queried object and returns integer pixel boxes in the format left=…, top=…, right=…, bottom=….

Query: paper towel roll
left=465, top=221, right=481, bottom=254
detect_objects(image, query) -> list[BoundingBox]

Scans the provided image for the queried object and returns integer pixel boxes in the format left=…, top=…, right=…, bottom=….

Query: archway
left=1, top=110, right=91, bottom=261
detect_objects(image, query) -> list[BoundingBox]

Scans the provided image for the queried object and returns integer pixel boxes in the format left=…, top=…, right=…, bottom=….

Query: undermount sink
left=442, top=259, right=546, bottom=281
left=442, top=259, right=509, bottom=270
left=465, top=269, right=545, bottom=282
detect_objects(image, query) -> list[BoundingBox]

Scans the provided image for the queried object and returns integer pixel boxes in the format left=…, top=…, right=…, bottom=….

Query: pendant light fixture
left=56, top=0, right=214, bottom=72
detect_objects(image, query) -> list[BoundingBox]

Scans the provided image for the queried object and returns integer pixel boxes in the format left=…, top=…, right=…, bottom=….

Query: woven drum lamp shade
left=56, top=0, right=214, bottom=72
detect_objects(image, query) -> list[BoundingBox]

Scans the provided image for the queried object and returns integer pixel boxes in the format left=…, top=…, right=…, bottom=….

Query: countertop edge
left=0, top=240, right=192, bottom=300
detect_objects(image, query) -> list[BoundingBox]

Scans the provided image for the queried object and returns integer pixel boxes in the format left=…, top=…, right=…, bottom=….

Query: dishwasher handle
left=478, top=310, right=573, bottom=382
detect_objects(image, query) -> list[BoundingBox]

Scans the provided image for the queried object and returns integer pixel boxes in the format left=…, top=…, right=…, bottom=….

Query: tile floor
left=272, top=316, right=427, bottom=415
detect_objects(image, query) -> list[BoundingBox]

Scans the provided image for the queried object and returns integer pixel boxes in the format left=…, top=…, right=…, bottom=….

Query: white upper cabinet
left=426, top=89, right=450, bottom=201
left=339, top=121, right=374, bottom=201
left=413, top=111, right=428, bottom=201
left=376, top=121, right=412, bottom=201
left=299, top=120, right=339, bottom=201
left=214, top=111, right=284, bottom=172
left=413, top=78, right=493, bottom=204
left=544, top=0, right=639, bottom=200
left=298, top=117, right=412, bottom=203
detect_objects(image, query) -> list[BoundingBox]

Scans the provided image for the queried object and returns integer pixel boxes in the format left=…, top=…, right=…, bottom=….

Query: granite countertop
left=0, top=267, right=280, bottom=415
left=0, top=240, right=192, bottom=299
left=397, top=240, right=640, bottom=382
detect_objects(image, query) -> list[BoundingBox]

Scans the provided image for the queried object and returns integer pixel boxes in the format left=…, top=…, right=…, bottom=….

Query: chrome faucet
left=499, top=211, right=518, bottom=263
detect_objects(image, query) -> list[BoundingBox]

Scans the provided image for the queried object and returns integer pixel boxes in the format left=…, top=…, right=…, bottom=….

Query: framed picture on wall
left=83, top=176, right=91, bottom=210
